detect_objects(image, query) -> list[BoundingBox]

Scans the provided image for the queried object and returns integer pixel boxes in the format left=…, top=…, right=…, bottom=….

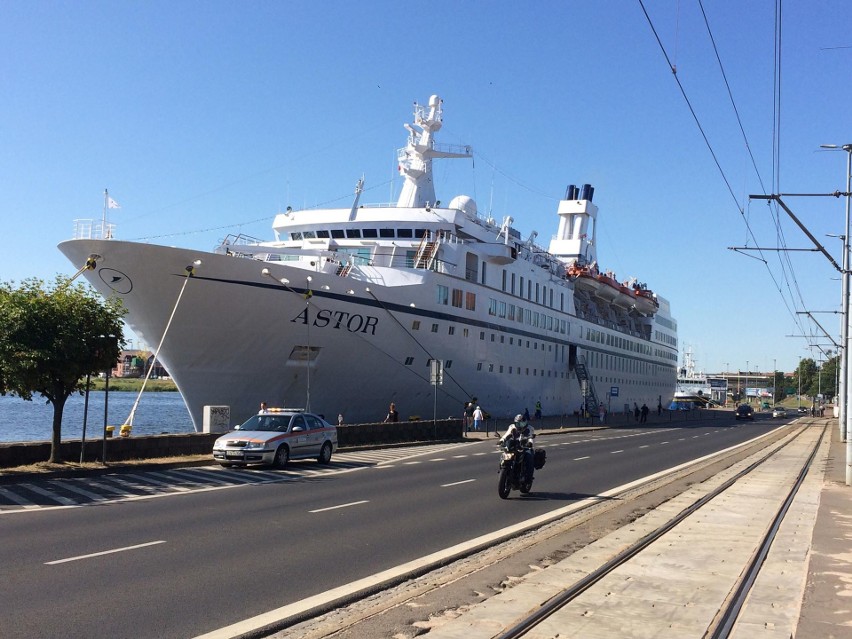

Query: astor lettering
left=291, top=308, right=379, bottom=335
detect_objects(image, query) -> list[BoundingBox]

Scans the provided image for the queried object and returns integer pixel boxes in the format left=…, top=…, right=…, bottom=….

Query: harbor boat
left=59, top=95, right=678, bottom=429
left=673, top=348, right=712, bottom=408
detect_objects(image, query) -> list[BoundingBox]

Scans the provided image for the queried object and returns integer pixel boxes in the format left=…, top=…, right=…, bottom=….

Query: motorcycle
left=498, top=435, right=544, bottom=498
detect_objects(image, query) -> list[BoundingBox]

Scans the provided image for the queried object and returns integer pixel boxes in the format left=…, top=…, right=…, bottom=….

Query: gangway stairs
left=415, top=232, right=442, bottom=270
left=574, top=355, right=600, bottom=415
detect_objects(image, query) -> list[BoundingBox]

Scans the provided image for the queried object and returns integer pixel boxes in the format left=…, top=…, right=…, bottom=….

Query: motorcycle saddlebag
left=533, top=448, right=547, bottom=470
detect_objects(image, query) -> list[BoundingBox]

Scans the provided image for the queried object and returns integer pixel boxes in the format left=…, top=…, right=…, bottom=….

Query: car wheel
left=274, top=445, right=289, bottom=469
left=317, top=442, right=333, bottom=464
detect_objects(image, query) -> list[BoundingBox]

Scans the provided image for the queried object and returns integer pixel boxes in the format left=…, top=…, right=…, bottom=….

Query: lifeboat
left=592, top=272, right=621, bottom=302
left=634, top=288, right=659, bottom=315
left=628, top=280, right=659, bottom=315
left=566, top=263, right=600, bottom=294
left=612, top=282, right=637, bottom=309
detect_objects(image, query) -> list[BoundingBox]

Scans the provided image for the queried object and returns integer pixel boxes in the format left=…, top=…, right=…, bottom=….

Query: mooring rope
left=123, top=262, right=199, bottom=431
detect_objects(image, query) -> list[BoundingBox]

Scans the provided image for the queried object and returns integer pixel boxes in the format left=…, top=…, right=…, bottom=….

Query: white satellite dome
left=448, top=195, right=478, bottom=217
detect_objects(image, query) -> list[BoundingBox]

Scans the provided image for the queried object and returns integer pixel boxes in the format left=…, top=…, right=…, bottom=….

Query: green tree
left=793, top=358, right=818, bottom=400
left=0, top=277, right=125, bottom=462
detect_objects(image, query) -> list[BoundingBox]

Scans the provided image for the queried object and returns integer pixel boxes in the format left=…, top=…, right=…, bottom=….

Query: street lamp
left=305, top=276, right=313, bottom=412
left=724, top=362, right=730, bottom=406
left=822, top=143, right=852, bottom=483
left=798, top=356, right=802, bottom=410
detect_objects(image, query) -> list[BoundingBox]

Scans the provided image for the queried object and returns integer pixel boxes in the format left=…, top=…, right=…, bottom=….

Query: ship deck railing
left=71, top=218, right=116, bottom=241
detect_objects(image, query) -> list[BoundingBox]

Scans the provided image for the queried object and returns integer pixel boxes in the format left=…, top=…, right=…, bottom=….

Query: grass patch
left=83, top=378, right=178, bottom=392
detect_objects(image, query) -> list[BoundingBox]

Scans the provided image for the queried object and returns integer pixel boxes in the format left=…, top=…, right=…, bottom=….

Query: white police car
left=212, top=408, right=337, bottom=468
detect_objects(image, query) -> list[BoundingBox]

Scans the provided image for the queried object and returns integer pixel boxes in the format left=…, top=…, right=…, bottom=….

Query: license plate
left=225, top=451, right=244, bottom=459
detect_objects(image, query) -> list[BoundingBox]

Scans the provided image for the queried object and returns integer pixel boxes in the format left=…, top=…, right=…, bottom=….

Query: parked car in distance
left=735, top=404, right=754, bottom=420
left=797, top=407, right=808, bottom=414
left=212, top=408, right=337, bottom=468
left=772, top=406, right=787, bottom=418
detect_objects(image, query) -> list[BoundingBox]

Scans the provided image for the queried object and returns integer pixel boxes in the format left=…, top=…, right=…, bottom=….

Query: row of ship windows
left=411, top=320, right=553, bottom=352
left=400, top=360, right=670, bottom=388
left=585, top=350, right=671, bottom=378
left=590, top=376, right=671, bottom=388
left=442, top=285, right=555, bottom=330
left=436, top=283, right=567, bottom=323
left=476, top=365, right=568, bottom=377
left=407, top=320, right=670, bottom=375
left=655, top=315, right=677, bottom=331
left=585, top=326, right=652, bottom=356
left=435, top=286, right=674, bottom=357
left=654, top=330, right=678, bottom=348
left=290, top=228, right=429, bottom=240
left=402, top=357, right=569, bottom=380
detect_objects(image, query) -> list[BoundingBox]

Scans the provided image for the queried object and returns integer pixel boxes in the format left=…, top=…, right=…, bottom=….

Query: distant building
left=112, top=350, right=169, bottom=379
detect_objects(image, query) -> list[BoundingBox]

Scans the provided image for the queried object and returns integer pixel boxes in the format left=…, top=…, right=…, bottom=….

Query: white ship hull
left=59, top=96, right=678, bottom=428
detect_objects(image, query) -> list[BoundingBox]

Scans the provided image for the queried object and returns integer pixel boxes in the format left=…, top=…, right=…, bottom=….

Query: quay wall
left=0, top=418, right=464, bottom=468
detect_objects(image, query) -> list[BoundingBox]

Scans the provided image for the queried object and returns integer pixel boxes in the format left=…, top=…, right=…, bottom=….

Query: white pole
left=102, top=189, right=108, bottom=239
left=841, top=145, right=852, bottom=484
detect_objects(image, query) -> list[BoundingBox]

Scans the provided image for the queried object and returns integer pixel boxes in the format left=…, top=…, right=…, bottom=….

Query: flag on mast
left=108, top=195, right=121, bottom=209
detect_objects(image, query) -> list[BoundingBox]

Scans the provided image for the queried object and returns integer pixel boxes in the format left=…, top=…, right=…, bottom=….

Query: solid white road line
left=309, top=500, right=369, bottom=513
left=442, top=479, right=476, bottom=488
left=46, top=541, right=166, bottom=565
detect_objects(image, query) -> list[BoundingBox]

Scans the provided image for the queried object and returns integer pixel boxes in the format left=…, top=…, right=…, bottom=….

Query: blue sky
left=1, top=1, right=850, bottom=376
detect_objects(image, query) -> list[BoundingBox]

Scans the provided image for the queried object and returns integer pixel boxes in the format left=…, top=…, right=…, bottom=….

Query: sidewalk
left=797, top=425, right=852, bottom=638
left=464, top=407, right=730, bottom=439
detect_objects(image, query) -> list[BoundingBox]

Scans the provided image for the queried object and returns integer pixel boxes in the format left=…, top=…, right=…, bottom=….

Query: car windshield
left=236, top=415, right=290, bottom=432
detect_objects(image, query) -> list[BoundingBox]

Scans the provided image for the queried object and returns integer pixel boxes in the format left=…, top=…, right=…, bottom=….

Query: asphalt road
left=0, top=416, right=784, bottom=638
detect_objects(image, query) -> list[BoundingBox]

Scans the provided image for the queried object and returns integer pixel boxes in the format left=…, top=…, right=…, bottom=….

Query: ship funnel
left=580, top=184, right=592, bottom=201
left=565, top=184, right=578, bottom=200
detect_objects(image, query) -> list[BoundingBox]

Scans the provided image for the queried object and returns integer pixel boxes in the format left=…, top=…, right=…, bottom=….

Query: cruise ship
left=673, top=348, right=712, bottom=408
left=59, top=95, right=678, bottom=429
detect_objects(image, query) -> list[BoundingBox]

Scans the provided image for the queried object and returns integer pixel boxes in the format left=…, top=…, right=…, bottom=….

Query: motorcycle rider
left=500, top=413, right=536, bottom=486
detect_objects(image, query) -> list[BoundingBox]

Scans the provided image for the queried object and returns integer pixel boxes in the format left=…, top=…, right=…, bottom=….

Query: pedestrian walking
left=634, top=403, right=640, bottom=422
left=465, top=402, right=475, bottom=431
left=598, top=404, right=606, bottom=424
left=384, top=402, right=399, bottom=423
left=640, top=403, right=649, bottom=423
left=472, top=405, right=484, bottom=431
left=523, top=407, right=530, bottom=422
left=534, top=400, right=542, bottom=421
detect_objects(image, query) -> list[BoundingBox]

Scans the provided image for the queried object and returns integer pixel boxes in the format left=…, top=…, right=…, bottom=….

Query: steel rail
left=709, top=423, right=826, bottom=638
left=495, top=424, right=818, bottom=639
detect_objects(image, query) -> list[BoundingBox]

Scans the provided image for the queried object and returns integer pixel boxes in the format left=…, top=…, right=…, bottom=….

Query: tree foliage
left=0, top=277, right=126, bottom=462
left=790, top=356, right=838, bottom=403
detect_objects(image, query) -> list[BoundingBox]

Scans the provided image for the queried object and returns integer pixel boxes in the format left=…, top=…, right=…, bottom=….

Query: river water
left=0, top=392, right=194, bottom=443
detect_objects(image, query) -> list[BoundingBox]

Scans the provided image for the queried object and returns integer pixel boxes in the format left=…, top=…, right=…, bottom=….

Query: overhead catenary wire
left=638, top=0, right=820, bottom=355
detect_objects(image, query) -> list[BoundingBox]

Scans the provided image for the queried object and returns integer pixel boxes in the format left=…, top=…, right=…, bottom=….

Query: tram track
left=268, top=422, right=823, bottom=639
left=491, top=422, right=826, bottom=639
